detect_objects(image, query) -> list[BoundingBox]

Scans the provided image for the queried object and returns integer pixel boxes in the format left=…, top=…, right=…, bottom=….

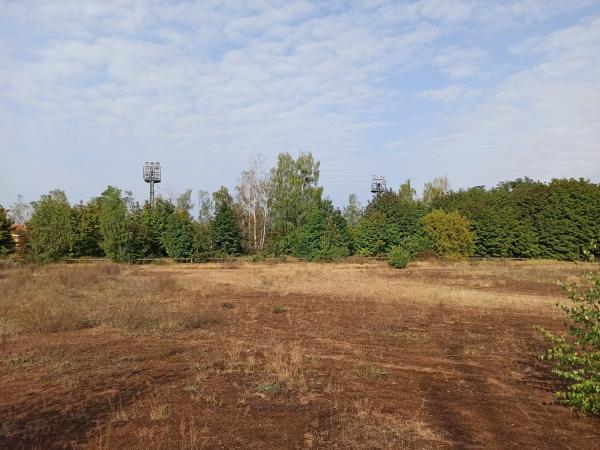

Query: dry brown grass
left=315, top=400, right=445, bottom=449
left=1, top=259, right=598, bottom=449
left=0, top=263, right=220, bottom=336
left=155, top=259, right=594, bottom=313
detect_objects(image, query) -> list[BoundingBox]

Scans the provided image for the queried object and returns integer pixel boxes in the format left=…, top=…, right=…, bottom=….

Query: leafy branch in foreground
left=539, top=272, right=600, bottom=415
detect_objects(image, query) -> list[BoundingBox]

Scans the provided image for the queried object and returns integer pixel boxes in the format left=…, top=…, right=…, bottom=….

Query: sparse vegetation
left=0, top=264, right=219, bottom=335
left=1, top=260, right=599, bottom=449
left=355, top=364, right=387, bottom=381
left=3, top=354, right=38, bottom=368
left=539, top=271, right=600, bottom=415
left=256, top=381, right=285, bottom=395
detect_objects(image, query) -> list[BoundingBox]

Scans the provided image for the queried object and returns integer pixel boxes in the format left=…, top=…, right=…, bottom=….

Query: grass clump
left=388, top=246, right=412, bottom=269
left=355, top=364, right=387, bottom=381
left=256, top=381, right=285, bottom=395
left=272, top=305, right=287, bottom=314
left=4, top=354, right=38, bottom=368
left=149, top=404, right=170, bottom=421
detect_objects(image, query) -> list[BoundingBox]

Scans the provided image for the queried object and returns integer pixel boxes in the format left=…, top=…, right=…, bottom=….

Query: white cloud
left=421, top=14, right=600, bottom=187
left=417, top=85, right=467, bottom=102
left=0, top=1, right=599, bottom=206
left=432, top=45, right=487, bottom=79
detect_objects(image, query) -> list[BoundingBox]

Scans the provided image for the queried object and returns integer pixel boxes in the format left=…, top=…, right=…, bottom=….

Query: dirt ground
left=1, top=260, right=599, bottom=449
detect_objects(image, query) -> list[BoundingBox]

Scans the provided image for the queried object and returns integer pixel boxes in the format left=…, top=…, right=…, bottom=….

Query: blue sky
left=1, top=0, right=599, bottom=210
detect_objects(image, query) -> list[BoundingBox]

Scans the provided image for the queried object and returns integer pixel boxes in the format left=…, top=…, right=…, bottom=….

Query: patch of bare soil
left=0, top=262, right=598, bottom=449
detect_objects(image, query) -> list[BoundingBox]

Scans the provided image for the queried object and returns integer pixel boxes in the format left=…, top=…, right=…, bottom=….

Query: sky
left=1, top=0, right=599, bottom=210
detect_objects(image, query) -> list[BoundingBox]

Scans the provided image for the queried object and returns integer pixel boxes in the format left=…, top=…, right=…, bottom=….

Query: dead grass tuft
left=0, top=263, right=221, bottom=335
left=355, top=364, right=387, bottom=381
left=316, top=403, right=445, bottom=449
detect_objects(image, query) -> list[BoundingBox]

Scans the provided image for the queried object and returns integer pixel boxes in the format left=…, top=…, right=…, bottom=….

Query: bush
left=191, top=251, right=217, bottom=263
left=422, top=209, right=475, bottom=260
left=388, top=245, right=412, bottom=269
left=249, top=252, right=266, bottom=262
left=539, top=271, right=600, bottom=415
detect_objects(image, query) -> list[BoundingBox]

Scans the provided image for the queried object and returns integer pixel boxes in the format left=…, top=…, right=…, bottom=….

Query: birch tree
left=235, top=155, right=269, bottom=252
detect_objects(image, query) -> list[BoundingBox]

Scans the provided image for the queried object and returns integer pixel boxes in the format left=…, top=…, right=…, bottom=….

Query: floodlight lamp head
left=143, top=161, right=161, bottom=183
left=371, top=175, right=386, bottom=194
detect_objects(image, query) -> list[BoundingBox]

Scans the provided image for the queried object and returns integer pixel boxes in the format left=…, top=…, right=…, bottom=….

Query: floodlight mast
left=143, top=161, right=161, bottom=206
left=370, top=175, right=387, bottom=197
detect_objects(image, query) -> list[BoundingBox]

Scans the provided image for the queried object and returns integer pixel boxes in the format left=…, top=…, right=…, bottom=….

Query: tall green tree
left=268, top=152, right=323, bottom=243
left=281, top=201, right=351, bottom=260
left=190, top=221, right=212, bottom=254
left=71, top=199, right=104, bottom=257
left=28, top=190, right=75, bottom=261
left=140, top=197, right=175, bottom=257
left=211, top=187, right=241, bottom=254
left=435, top=178, right=600, bottom=260
left=0, top=205, right=15, bottom=255
left=162, top=212, right=194, bottom=258
left=366, top=191, right=429, bottom=242
left=98, top=186, right=144, bottom=261
left=354, top=211, right=401, bottom=256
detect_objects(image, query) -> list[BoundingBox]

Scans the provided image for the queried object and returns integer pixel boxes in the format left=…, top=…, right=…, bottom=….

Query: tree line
left=1, top=153, right=599, bottom=262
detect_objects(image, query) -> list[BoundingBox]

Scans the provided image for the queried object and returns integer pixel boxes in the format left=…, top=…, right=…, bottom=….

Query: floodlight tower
left=143, top=161, right=161, bottom=206
left=371, top=175, right=387, bottom=197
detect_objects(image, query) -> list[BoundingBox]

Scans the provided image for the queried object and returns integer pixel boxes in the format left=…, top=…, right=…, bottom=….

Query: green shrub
left=388, top=245, right=412, bottom=269
left=539, top=271, right=600, bottom=415
left=422, top=209, right=475, bottom=260
left=582, top=239, right=600, bottom=262
left=191, top=251, right=216, bottom=263
left=249, top=252, right=266, bottom=262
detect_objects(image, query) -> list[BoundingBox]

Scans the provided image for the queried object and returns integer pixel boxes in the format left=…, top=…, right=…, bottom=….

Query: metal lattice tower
left=143, top=162, right=161, bottom=206
left=370, top=175, right=387, bottom=196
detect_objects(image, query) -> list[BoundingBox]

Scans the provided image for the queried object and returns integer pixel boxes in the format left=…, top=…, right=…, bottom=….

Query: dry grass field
left=1, top=259, right=599, bottom=449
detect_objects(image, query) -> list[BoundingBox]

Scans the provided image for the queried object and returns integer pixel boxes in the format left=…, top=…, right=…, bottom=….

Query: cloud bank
left=0, top=0, right=598, bottom=206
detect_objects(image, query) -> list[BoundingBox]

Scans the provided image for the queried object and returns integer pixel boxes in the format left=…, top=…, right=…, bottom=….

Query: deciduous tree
left=98, top=186, right=143, bottom=261
left=423, top=176, right=449, bottom=204
left=422, top=209, right=474, bottom=259
left=236, top=156, right=269, bottom=253
left=0, top=205, right=14, bottom=255
left=28, top=190, right=75, bottom=261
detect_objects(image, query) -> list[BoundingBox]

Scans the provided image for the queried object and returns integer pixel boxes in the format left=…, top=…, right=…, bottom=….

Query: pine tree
left=162, top=212, right=194, bottom=258
left=211, top=187, right=241, bottom=255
